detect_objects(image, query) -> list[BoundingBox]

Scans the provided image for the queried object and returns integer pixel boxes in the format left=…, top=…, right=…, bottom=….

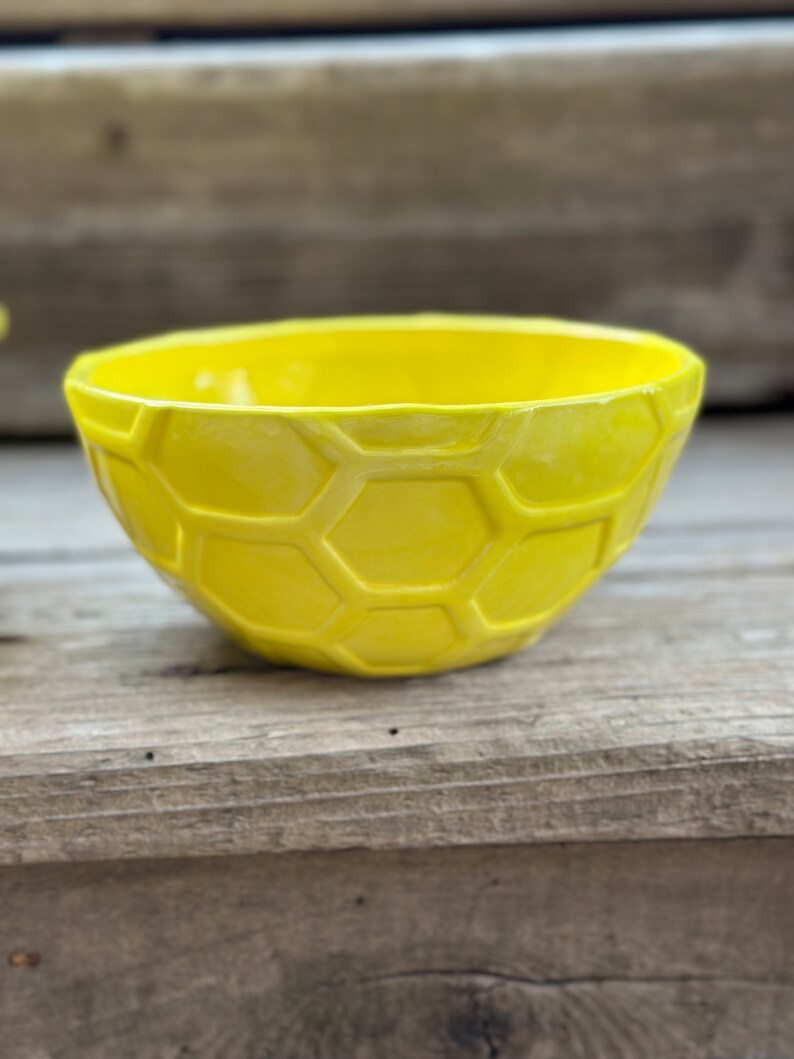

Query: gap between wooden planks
left=0, top=417, right=793, bottom=866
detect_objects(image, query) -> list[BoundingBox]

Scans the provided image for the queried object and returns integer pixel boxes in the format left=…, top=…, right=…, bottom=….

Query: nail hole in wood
left=8, top=951, right=40, bottom=969
left=103, top=122, right=130, bottom=156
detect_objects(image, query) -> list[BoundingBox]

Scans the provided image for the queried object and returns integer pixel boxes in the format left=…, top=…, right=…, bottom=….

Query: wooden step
left=6, top=1, right=794, bottom=31
left=2, top=416, right=794, bottom=1057
left=4, top=0, right=794, bottom=31
left=2, top=22, right=794, bottom=433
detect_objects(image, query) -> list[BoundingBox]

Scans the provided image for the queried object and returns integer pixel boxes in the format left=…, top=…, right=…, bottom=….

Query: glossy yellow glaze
left=64, top=314, right=704, bottom=677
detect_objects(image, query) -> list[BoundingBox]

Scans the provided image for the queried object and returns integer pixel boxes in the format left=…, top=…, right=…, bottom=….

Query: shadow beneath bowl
left=144, top=621, right=518, bottom=690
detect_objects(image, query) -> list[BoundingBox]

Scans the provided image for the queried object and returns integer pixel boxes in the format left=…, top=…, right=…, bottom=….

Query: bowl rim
left=64, top=313, right=704, bottom=416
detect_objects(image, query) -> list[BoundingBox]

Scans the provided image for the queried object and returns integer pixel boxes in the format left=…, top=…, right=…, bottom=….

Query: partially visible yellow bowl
left=64, top=314, right=703, bottom=677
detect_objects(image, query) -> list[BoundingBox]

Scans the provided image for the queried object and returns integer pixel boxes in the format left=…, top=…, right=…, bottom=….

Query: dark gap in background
left=0, top=9, right=792, bottom=47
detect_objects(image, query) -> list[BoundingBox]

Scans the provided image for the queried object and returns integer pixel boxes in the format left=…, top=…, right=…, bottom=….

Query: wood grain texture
left=4, top=0, right=794, bottom=31
left=2, top=838, right=794, bottom=1057
left=1, top=418, right=793, bottom=865
left=2, top=22, right=794, bottom=433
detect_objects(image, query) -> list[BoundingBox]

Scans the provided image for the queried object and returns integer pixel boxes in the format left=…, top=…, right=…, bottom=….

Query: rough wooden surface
left=4, top=0, right=794, bottom=31
left=3, top=838, right=794, bottom=1058
left=1, top=417, right=792, bottom=865
left=2, top=421, right=793, bottom=1057
left=2, top=22, right=794, bottom=433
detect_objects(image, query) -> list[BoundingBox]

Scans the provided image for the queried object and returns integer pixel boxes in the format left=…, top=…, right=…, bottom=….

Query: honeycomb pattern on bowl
left=66, top=372, right=702, bottom=678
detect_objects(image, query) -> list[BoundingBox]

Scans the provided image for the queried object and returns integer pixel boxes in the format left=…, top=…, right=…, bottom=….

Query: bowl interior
left=81, top=318, right=688, bottom=410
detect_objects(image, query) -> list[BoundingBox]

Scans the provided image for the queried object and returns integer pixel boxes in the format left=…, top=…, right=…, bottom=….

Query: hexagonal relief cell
left=92, top=449, right=179, bottom=564
left=328, top=478, right=492, bottom=588
left=342, top=606, right=458, bottom=669
left=238, top=639, right=340, bottom=675
left=199, top=538, right=340, bottom=632
left=70, top=388, right=140, bottom=439
left=501, top=395, right=660, bottom=507
left=153, top=411, right=333, bottom=517
left=475, top=520, right=605, bottom=627
left=609, top=465, right=658, bottom=558
left=337, top=412, right=495, bottom=453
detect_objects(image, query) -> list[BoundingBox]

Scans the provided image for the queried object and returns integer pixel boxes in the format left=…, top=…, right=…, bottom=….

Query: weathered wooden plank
left=2, top=838, right=794, bottom=1057
left=4, top=1, right=794, bottom=31
left=1, top=419, right=793, bottom=864
left=2, top=22, right=794, bottom=433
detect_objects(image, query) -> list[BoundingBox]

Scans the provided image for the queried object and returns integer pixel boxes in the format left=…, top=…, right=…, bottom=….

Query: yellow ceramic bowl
left=65, top=314, right=703, bottom=677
